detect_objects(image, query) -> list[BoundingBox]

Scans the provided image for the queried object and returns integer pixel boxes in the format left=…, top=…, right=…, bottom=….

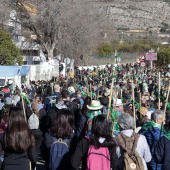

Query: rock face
left=99, top=0, right=170, bottom=30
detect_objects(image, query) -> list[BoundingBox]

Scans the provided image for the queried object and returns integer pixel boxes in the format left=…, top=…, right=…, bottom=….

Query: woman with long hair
left=71, top=114, right=117, bottom=170
left=0, top=107, right=36, bottom=170
left=41, top=109, right=77, bottom=170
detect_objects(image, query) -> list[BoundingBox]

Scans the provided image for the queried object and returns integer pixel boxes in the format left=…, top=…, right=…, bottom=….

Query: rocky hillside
left=99, top=0, right=170, bottom=30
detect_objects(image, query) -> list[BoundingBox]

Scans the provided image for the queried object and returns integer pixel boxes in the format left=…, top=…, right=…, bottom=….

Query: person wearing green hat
left=86, top=100, right=103, bottom=137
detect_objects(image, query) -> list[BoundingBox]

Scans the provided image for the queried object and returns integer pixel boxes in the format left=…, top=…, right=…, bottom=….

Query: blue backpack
left=49, top=137, right=70, bottom=170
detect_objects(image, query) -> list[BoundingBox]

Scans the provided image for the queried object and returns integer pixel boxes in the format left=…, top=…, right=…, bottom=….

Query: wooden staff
left=21, top=94, right=31, bottom=170
left=73, top=78, right=75, bottom=86
left=66, top=77, right=68, bottom=90
left=163, top=84, right=170, bottom=121
left=21, top=95, right=27, bottom=121
left=107, top=77, right=114, bottom=120
left=81, top=75, right=82, bottom=82
left=132, top=80, right=136, bottom=132
left=139, top=92, right=142, bottom=119
left=94, top=87, right=97, bottom=100
left=97, top=86, right=100, bottom=99
left=114, top=87, right=118, bottom=112
left=90, top=83, right=92, bottom=100
left=87, top=84, right=89, bottom=96
left=158, top=72, right=161, bottom=110
left=51, top=83, right=54, bottom=95
left=120, top=89, right=122, bottom=99
left=107, top=50, right=117, bottom=120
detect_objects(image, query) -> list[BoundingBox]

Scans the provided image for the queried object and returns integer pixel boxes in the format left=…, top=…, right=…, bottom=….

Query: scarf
left=87, top=110, right=102, bottom=119
left=164, top=130, right=170, bottom=140
left=141, top=121, right=163, bottom=131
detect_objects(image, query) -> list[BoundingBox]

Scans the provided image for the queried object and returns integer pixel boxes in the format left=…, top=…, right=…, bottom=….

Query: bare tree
left=3, top=0, right=106, bottom=61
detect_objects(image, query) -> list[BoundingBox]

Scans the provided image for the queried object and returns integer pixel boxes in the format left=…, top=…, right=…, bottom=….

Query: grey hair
left=151, top=110, right=163, bottom=122
left=118, top=113, right=135, bottom=130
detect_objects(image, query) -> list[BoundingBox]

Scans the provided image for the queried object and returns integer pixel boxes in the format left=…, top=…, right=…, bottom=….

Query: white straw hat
left=87, top=100, right=103, bottom=110
left=113, top=99, right=123, bottom=107
left=68, top=86, right=75, bottom=93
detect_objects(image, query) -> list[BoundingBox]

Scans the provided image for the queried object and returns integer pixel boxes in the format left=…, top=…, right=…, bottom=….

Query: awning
left=0, top=66, right=21, bottom=77
left=20, top=66, right=31, bottom=76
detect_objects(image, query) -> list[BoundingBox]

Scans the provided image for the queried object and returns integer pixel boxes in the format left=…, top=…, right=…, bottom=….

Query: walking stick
left=139, top=92, right=142, bottom=119
left=132, top=80, right=136, bottom=132
left=120, top=89, right=122, bottom=99
left=21, top=94, right=31, bottom=170
left=21, top=95, right=27, bottom=121
left=90, top=83, right=92, bottom=100
left=107, top=77, right=114, bottom=120
left=163, top=84, right=170, bottom=121
left=158, top=72, right=161, bottom=110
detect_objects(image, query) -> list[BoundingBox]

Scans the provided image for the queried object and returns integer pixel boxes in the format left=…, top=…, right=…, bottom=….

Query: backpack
left=49, top=137, right=70, bottom=170
left=86, top=145, right=111, bottom=170
left=28, top=113, right=39, bottom=130
left=116, top=133, right=144, bottom=170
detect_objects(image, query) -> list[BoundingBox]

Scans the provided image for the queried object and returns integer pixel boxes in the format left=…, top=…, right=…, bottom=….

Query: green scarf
left=109, top=107, right=120, bottom=134
left=81, top=91, right=87, bottom=97
left=141, top=121, right=163, bottom=131
left=87, top=110, right=102, bottom=119
left=114, top=122, right=120, bottom=134
left=164, top=130, right=170, bottom=140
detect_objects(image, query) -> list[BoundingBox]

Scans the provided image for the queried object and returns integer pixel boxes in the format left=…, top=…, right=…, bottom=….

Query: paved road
left=36, top=154, right=46, bottom=170
left=37, top=163, right=46, bottom=170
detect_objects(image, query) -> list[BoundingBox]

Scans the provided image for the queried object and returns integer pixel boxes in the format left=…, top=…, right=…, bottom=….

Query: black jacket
left=154, top=136, right=170, bottom=170
left=0, top=133, right=36, bottom=170
left=70, top=137, right=118, bottom=170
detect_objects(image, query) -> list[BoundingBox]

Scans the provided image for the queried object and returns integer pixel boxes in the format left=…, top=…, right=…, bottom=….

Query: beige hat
left=87, top=100, right=103, bottom=110
left=139, top=107, right=148, bottom=116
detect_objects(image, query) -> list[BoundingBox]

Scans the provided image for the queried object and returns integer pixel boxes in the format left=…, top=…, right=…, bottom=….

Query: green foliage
left=0, top=29, right=22, bottom=65
left=155, top=48, right=170, bottom=68
left=96, top=43, right=113, bottom=57
left=112, top=40, right=169, bottom=53
left=112, top=42, right=154, bottom=53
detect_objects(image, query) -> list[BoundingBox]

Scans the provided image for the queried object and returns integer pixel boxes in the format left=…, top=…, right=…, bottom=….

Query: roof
left=0, top=66, right=21, bottom=77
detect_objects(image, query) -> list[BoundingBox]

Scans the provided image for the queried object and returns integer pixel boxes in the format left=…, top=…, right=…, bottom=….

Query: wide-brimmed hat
left=113, top=99, right=123, bottom=107
left=87, top=100, right=103, bottom=110
left=68, top=86, right=75, bottom=93
left=139, top=107, right=148, bottom=116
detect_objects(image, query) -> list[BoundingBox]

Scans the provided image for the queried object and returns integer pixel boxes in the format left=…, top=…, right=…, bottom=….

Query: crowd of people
left=0, top=62, right=169, bottom=170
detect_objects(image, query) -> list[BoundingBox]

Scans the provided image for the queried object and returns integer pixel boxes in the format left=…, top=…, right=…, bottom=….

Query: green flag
left=115, top=51, right=123, bottom=58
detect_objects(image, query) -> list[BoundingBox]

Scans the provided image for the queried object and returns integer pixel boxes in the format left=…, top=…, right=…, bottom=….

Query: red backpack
left=86, top=145, right=111, bottom=170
